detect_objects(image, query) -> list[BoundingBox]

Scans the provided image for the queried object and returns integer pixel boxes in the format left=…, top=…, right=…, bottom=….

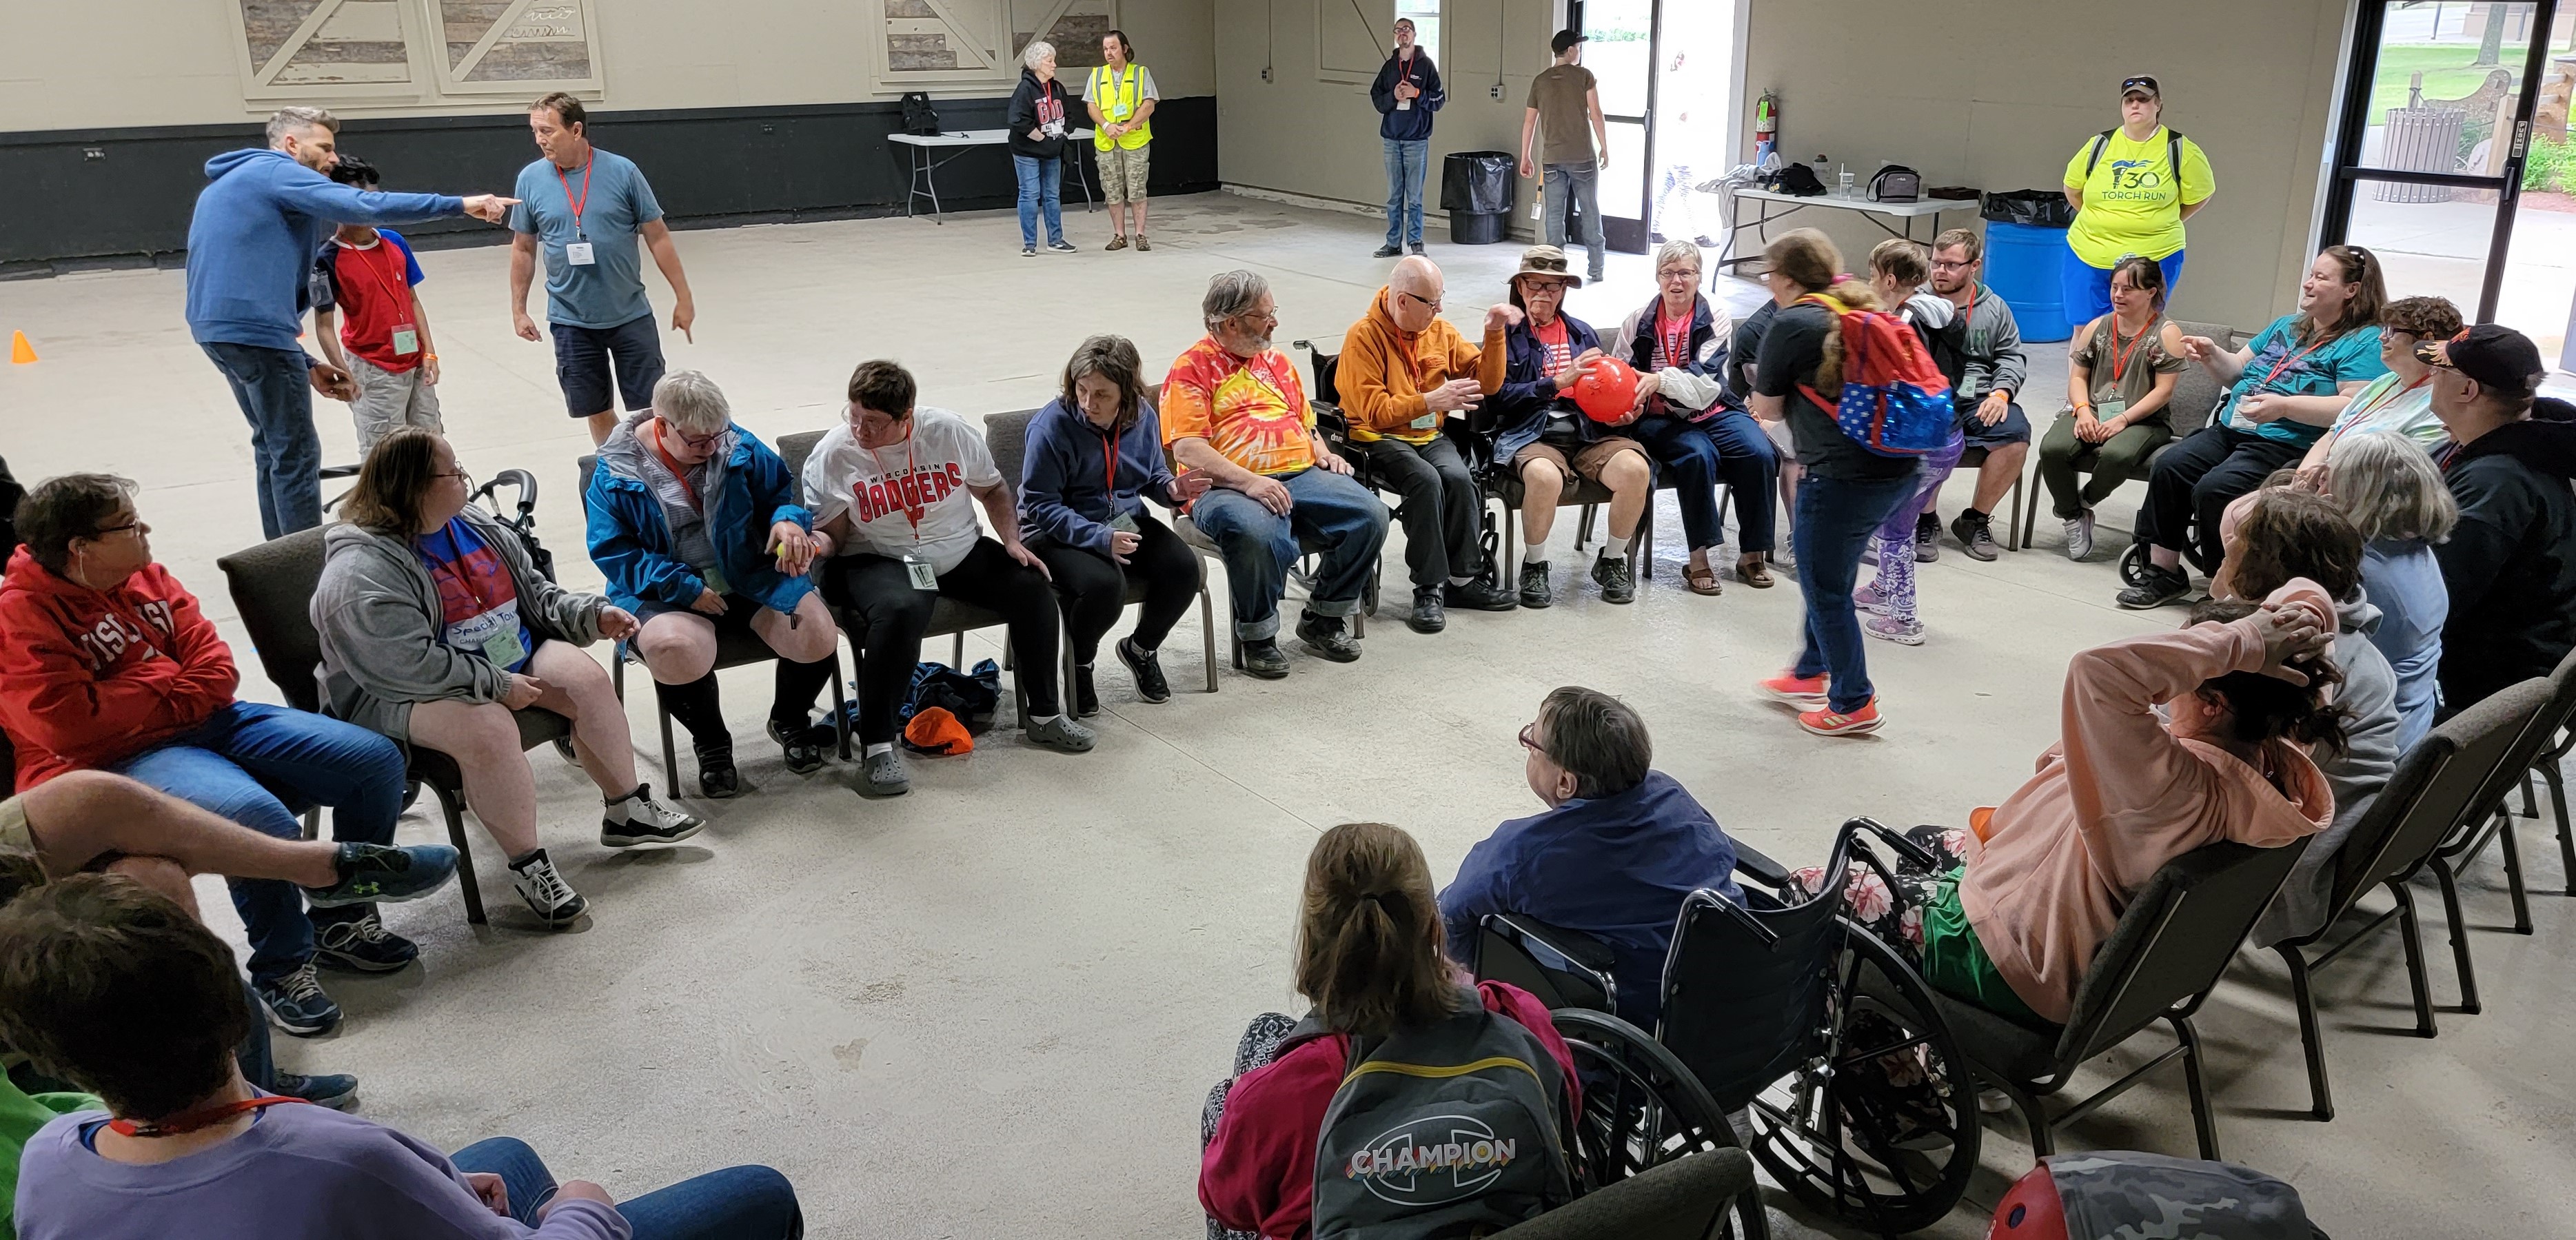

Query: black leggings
left=1031, top=511, right=1199, bottom=664
left=818, top=538, right=1062, bottom=743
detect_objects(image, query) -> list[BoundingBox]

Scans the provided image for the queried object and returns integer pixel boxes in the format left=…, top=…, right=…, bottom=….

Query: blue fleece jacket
left=1439, top=771, right=1742, bottom=1030
left=1019, top=396, right=1182, bottom=553
left=584, top=425, right=815, bottom=616
left=1370, top=49, right=1445, bottom=142
left=185, top=148, right=463, bottom=352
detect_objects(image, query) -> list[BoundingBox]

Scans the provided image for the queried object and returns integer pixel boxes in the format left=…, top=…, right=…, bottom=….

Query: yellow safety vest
left=1091, top=64, right=1153, bottom=150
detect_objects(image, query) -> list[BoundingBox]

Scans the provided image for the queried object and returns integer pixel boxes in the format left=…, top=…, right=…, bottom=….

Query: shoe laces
left=271, top=965, right=327, bottom=1004
left=329, top=910, right=398, bottom=946
left=517, top=856, right=576, bottom=906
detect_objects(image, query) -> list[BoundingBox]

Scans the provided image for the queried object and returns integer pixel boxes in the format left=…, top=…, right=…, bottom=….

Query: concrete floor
left=1, top=193, right=2571, bottom=1237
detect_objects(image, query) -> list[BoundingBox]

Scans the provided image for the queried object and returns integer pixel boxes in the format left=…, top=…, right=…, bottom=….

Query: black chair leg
left=829, top=661, right=853, bottom=761
left=2431, top=857, right=2481, bottom=1014
left=2550, top=756, right=2576, bottom=896
left=2499, top=807, right=2534, bottom=934
left=2170, top=1013, right=2221, bottom=1161
left=2276, top=944, right=2333, bottom=1121
left=658, top=700, right=679, bottom=789
left=2521, top=771, right=2539, bottom=820
left=1197, top=586, right=1219, bottom=693
left=426, top=780, right=485, bottom=926
left=2004, top=1081, right=2053, bottom=1158
left=2392, top=882, right=2438, bottom=1038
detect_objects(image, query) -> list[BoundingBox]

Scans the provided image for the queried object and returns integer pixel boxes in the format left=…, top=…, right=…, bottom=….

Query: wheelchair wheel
left=2116, top=539, right=2152, bottom=589
left=1552, top=1008, right=1771, bottom=1240
left=1741, top=923, right=1978, bottom=1235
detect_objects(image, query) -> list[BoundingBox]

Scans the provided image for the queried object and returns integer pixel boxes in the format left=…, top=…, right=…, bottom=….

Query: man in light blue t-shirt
left=507, top=92, right=700, bottom=445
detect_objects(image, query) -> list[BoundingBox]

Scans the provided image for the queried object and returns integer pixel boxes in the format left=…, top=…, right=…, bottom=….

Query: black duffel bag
left=1980, top=189, right=2075, bottom=228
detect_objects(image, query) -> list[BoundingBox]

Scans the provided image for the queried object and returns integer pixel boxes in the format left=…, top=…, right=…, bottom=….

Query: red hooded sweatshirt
left=1199, top=981, right=1579, bottom=1240
left=0, top=547, right=239, bottom=789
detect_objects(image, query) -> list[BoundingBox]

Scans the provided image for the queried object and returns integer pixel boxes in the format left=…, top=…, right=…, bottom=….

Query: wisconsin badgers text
left=852, top=463, right=966, bottom=522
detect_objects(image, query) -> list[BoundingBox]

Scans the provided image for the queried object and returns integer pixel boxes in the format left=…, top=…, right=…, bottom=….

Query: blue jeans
left=109, top=702, right=406, bottom=982
left=201, top=342, right=323, bottom=540
left=1382, top=138, right=1429, bottom=247
left=451, top=1138, right=803, bottom=1240
left=2060, top=243, right=2187, bottom=327
left=1543, top=162, right=1606, bottom=278
left=1791, top=473, right=1921, bottom=713
left=1189, top=467, right=1390, bottom=640
left=1014, top=154, right=1064, bottom=246
left=1630, top=410, right=1781, bottom=553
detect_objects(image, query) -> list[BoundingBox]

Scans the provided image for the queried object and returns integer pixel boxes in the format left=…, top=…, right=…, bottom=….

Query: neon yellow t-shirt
left=2061, top=126, right=2215, bottom=267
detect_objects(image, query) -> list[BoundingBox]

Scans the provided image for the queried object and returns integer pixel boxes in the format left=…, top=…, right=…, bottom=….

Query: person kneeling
left=317, top=430, right=702, bottom=930
left=1439, top=687, right=1740, bottom=1030
left=587, top=370, right=838, bottom=797
left=802, top=360, right=1091, bottom=799
left=0, top=874, right=803, bottom=1240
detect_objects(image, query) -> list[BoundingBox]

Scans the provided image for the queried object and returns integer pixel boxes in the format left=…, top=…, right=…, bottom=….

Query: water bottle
left=1838, top=163, right=1854, bottom=198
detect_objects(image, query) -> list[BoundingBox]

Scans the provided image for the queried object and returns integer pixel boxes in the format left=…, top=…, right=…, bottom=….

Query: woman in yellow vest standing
left=1085, top=30, right=1158, bottom=252
left=2060, top=74, right=2215, bottom=325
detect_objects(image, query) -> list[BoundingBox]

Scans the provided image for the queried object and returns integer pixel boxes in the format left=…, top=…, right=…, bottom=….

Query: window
left=227, top=0, right=604, bottom=103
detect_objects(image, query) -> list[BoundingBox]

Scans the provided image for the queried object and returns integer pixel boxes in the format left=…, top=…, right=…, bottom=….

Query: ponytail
left=1292, top=822, right=1458, bottom=1035
left=1813, top=278, right=1881, bottom=399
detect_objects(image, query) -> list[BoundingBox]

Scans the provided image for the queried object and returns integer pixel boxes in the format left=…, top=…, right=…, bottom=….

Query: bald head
left=1387, top=256, right=1444, bottom=332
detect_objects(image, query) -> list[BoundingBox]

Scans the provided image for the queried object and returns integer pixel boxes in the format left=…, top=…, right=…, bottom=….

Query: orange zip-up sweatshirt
left=1334, top=287, right=1507, bottom=444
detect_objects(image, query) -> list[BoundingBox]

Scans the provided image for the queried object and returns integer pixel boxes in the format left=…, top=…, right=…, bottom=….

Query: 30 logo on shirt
left=2100, top=157, right=2168, bottom=198
left=853, top=463, right=966, bottom=522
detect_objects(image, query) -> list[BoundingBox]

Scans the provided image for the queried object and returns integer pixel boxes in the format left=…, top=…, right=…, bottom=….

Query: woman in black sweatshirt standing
left=1008, top=41, right=1076, bottom=256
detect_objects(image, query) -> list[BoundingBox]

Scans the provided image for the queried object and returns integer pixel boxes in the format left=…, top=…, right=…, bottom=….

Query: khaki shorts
left=1513, top=435, right=1647, bottom=485
left=0, top=794, right=32, bottom=855
left=1098, top=143, right=1150, bottom=204
left=347, top=353, right=445, bottom=456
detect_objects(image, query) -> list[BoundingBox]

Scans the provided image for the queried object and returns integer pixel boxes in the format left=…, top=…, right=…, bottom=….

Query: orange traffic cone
left=8, top=332, right=33, bottom=364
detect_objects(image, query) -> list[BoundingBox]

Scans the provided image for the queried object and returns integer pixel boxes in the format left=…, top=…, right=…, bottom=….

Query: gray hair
left=2328, top=431, right=2459, bottom=545
left=1536, top=686, right=1651, bottom=800
left=265, top=106, right=338, bottom=146
left=1652, top=237, right=1703, bottom=275
left=1023, top=39, right=1056, bottom=70
left=1203, top=270, right=1272, bottom=332
left=651, top=370, right=733, bottom=435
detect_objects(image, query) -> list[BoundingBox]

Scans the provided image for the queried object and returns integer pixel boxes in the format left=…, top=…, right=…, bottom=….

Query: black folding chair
left=2421, top=647, right=2576, bottom=1013
left=1486, top=1147, right=1756, bottom=1240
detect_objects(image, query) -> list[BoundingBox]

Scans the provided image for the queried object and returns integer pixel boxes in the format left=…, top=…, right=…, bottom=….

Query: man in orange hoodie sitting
left=1334, top=254, right=1517, bottom=632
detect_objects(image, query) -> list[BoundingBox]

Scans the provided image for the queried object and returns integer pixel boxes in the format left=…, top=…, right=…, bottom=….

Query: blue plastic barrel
left=1980, top=221, right=2073, bottom=343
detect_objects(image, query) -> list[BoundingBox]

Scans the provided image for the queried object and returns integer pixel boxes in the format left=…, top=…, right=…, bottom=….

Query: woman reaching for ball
left=1481, top=245, right=1659, bottom=607
left=1610, top=237, right=1781, bottom=594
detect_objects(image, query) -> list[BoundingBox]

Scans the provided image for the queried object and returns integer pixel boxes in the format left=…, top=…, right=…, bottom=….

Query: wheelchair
left=1475, top=818, right=1980, bottom=1236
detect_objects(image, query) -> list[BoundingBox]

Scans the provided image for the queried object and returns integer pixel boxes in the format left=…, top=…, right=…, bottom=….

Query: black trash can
left=1440, top=151, right=1519, bottom=245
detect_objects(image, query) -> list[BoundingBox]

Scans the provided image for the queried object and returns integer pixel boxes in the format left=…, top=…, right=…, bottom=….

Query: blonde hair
left=651, top=371, right=732, bottom=435
left=2329, top=431, right=2459, bottom=545
left=1868, top=238, right=1927, bottom=288
left=1765, top=228, right=1879, bottom=398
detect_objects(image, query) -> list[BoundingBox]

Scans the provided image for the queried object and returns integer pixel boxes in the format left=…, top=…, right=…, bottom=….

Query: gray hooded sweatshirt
left=2255, top=593, right=2403, bottom=946
left=310, top=507, right=606, bottom=741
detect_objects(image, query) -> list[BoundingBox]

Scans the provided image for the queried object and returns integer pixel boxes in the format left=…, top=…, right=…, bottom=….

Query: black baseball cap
left=2122, top=75, right=2160, bottom=99
left=1552, top=29, right=1587, bottom=55
left=2417, top=323, right=2544, bottom=396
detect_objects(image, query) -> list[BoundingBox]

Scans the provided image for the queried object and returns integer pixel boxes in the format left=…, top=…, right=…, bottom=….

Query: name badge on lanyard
left=565, top=241, right=596, bottom=267
left=480, top=627, right=528, bottom=669
left=391, top=325, right=419, bottom=356
left=1395, top=52, right=1415, bottom=110
left=558, top=159, right=598, bottom=266
left=902, top=552, right=939, bottom=590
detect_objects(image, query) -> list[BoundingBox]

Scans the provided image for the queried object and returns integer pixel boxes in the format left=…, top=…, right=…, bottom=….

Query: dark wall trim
left=0, top=96, right=1217, bottom=275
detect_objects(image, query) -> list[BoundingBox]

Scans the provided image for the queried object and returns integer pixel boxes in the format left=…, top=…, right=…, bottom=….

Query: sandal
left=1738, top=556, right=1775, bottom=589
left=1684, top=565, right=1724, bottom=596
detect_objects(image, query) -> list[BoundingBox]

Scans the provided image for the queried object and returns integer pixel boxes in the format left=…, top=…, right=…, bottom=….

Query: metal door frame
left=1573, top=0, right=1661, bottom=254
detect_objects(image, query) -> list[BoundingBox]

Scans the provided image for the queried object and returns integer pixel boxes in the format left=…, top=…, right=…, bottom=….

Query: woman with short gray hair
left=1007, top=39, right=1077, bottom=256
left=584, top=370, right=838, bottom=797
left=2327, top=430, right=2457, bottom=748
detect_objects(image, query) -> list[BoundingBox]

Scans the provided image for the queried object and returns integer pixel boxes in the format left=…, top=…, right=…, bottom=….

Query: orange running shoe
left=1798, top=700, right=1883, bottom=737
left=1757, top=671, right=1830, bottom=709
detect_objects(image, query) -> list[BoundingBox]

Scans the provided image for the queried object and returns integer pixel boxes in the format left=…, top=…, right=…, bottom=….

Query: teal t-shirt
left=508, top=149, right=664, bottom=330
left=2, top=1075, right=100, bottom=1234
left=2214, top=315, right=2388, bottom=448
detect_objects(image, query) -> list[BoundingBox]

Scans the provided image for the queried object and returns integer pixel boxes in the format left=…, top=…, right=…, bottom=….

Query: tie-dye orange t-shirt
left=1160, top=337, right=1315, bottom=476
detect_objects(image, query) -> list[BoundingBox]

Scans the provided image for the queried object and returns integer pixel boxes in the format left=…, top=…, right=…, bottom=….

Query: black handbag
left=1868, top=164, right=1921, bottom=203
left=1980, top=189, right=2076, bottom=228
left=900, top=92, right=942, bottom=136
left=1762, top=162, right=1827, bottom=197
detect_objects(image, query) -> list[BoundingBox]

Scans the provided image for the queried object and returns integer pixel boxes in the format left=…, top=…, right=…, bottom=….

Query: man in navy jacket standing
left=186, top=107, right=514, bottom=539
left=1370, top=17, right=1445, bottom=258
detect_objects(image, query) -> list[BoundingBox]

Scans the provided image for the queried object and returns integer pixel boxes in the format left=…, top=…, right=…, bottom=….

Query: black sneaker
left=1116, top=637, right=1170, bottom=703
left=1519, top=561, right=1554, bottom=609
left=1022, top=244, right=1038, bottom=258
left=1408, top=586, right=1448, bottom=634
left=507, top=848, right=588, bottom=928
left=600, top=784, right=704, bottom=848
left=313, top=908, right=419, bottom=974
left=1951, top=511, right=2000, bottom=562
left=767, top=717, right=829, bottom=775
left=272, top=1070, right=358, bottom=1110
left=256, top=964, right=342, bottom=1036
left=1047, top=238, right=1078, bottom=253
left=1073, top=663, right=1101, bottom=718
left=1372, top=243, right=1403, bottom=258
left=1296, top=611, right=1363, bottom=662
left=1407, top=242, right=1426, bottom=256
left=1444, top=578, right=1519, bottom=612
left=694, top=737, right=740, bottom=799
left=1240, top=638, right=1290, bottom=680
left=1592, top=554, right=1635, bottom=604
left=2116, top=562, right=2193, bottom=609
left=302, top=842, right=458, bottom=908
left=1914, top=511, right=1941, bottom=563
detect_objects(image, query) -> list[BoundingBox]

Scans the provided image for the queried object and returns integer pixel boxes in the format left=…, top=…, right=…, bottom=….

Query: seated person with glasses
left=1609, top=238, right=1778, bottom=594
left=0, top=474, right=429, bottom=1039
left=0, top=873, right=804, bottom=1240
left=1438, top=687, right=1741, bottom=1030
left=799, top=360, right=1093, bottom=798
left=586, top=369, right=838, bottom=798
left=316, top=429, right=701, bottom=931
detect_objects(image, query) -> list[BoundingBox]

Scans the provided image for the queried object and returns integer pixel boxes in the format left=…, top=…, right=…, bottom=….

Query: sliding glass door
left=1576, top=0, right=1660, bottom=254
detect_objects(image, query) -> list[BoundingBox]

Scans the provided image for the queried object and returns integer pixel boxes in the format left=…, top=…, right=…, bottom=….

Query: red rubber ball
left=1572, top=357, right=1641, bottom=423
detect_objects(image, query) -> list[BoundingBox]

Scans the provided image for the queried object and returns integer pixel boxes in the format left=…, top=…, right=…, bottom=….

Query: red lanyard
left=1656, top=303, right=1692, bottom=371
left=866, top=425, right=924, bottom=537
left=647, top=420, right=704, bottom=509
left=347, top=238, right=416, bottom=321
left=1397, top=48, right=1415, bottom=83
left=108, top=1095, right=307, bottom=1138
left=556, top=159, right=594, bottom=239
left=1102, top=426, right=1122, bottom=498
left=2258, top=337, right=2332, bottom=391
left=2108, top=315, right=2151, bottom=384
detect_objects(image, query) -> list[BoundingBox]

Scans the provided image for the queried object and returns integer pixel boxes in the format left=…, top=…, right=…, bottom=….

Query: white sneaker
left=600, top=783, right=704, bottom=848
left=2065, top=510, right=2096, bottom=561
left=508, top=848, right=588, bottom=928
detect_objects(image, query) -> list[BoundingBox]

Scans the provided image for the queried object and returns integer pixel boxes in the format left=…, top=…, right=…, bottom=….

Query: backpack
left=1868, top=163, right=1921, bottom=203
left=1795, top=293, right=1956, bottom=458
left=1762, top=161, right=1827, bottom=197
left=1289, top=993, right=1574, bottom=1239
left=2083, top=127, right=2186, bottom=189
left=900, top=91, right=942, bottom=136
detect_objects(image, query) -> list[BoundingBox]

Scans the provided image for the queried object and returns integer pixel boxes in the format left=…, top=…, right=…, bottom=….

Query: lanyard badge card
left=902, top=553, right=938, bottom=590
left=559, top=160, right=598, bottom=265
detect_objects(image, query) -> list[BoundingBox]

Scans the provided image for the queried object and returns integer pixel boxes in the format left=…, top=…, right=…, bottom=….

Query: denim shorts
left=551, top=312, right=666, bottom=418
left=1958, top=400, right=2031, bottom=450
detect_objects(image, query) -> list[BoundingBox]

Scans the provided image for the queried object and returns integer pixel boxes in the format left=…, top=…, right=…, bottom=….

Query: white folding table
left=887, top=128, right=1097, bottom=223
left=1716, top=187, right=1978, bottom=269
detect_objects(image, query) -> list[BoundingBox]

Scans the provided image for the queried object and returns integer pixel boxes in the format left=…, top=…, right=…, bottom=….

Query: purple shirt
left=14, top=1104, right=629, bottom=1240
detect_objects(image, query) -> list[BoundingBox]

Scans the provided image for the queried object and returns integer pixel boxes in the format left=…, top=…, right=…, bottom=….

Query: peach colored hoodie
left=1958, top=579, right=2337, bottom=1024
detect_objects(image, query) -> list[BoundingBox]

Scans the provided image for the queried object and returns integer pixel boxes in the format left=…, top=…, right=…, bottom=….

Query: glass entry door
left=1576, top=0, right=1659, bottom=254
left=2322, top=0, right=2564, bottom=352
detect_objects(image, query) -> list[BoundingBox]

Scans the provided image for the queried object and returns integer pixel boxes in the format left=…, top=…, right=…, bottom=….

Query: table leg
left=925, top=148, right=946, bottom=223
left=1075, top=145, right=1096, bottom=212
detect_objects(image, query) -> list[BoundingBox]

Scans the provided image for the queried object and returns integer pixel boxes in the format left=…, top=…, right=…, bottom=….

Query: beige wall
left=0, top=0, right=1216, bottom=130
left=1737, top=0, right=2351, bottom=332
left=1213, top=0, right=1560, bottom=227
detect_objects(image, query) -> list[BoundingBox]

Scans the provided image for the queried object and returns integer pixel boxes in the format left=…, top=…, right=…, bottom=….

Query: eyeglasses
left=433, top=469, right=475, bottom=494
left=665, top=421, right=731, bottom=449
left=88, top=521, right=143, bottom=540
left=1397, top=289, right=1444, bottom=312
left=1521, top=278, right=1569, bottom=295
left=1517, top=722, right=1547, bottom=755
left=1656, top=267, right=1699, bottom=283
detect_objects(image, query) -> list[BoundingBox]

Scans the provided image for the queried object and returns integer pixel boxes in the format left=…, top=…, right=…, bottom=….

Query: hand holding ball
left=1573, top=358, right=1641, bottom=423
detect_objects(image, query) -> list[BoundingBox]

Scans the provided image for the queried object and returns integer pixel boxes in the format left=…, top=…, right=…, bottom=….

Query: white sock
left=865, top=742, right=893, bottom=758
left=1596, top=543, right=1621, bottom=562
left=1448, top=575, right=1473, bottom=587
left=602, top=785, right=644, bottom=824
left=1031, top=713, right=1062, bottom=725
left=1525, top=529, right=1552, bottom=564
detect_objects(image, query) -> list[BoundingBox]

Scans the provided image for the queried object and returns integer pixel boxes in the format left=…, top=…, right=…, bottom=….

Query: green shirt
left=2062, top=126, right=2215, bottom=267
left=1, top=1074, right=100, bottom=1234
